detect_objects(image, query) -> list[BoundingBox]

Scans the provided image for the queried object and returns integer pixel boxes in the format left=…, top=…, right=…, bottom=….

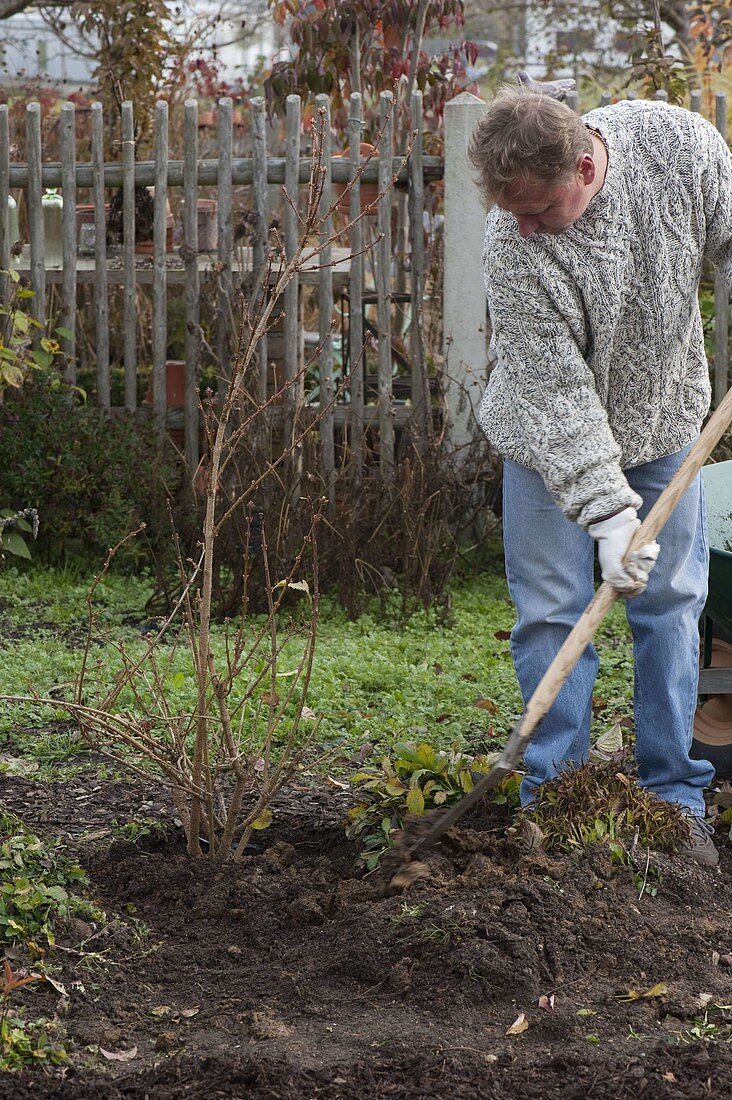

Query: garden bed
left=1, top=768, right=730, bottom=1098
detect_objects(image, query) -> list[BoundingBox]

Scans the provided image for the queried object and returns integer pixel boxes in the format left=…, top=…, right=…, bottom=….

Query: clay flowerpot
left=333, top=143, right=380, bottom=216
left=143, top=360, right=187, bottom=448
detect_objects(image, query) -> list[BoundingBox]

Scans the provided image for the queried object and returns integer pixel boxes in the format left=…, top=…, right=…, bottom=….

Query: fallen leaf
left=712, top=951, right=720, bottom=966
left=151, top=1006, right=171, bottom=1017
left=538, top=994, right=556, bottom=1013
left=326, top=776, right=348, bottom=790
left=474, top=697, right=499, bottom=714
left=697, top=992, right=713, bottom=1008
left=591, top=723, right=623, bottom=759
left=506, top=1012, right=529, bottom=1035
left=100, top=1046, right=138, bottom=1062
left=662, top=1073, right=677, bottom=1083
left=521, top=819, right=545, bottom=851
left=42, top=974, right=67, bottom=996
left=180, top=1007, right=200, bottom=1018
left=617, top=981, right=669, bottom=1002
left=300, top=706, right=317, bottom=720
left=251, top=809, right=273, bottom=831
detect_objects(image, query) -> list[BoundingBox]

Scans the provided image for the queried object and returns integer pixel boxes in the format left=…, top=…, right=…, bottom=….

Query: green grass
left=0, top=565, right=635, bottom=766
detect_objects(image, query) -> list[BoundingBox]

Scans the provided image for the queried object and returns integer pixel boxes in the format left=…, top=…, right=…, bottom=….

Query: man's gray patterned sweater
left=479, top=100, right=732, bottom=528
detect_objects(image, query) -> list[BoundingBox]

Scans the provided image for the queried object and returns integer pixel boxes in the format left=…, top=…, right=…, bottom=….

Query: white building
left=0, top=2, right=278, bottom=92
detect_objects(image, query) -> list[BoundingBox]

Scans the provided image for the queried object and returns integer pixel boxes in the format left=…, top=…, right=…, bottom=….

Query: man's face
left=497, top=155, right=597, bottom=238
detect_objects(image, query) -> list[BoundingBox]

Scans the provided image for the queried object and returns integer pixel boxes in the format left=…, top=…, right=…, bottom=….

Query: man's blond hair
left=468, top=86, right=592, bottom=205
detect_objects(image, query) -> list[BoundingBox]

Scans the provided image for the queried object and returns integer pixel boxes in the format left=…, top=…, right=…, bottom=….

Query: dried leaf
left=326, top=776, right=349, bottom=790
left=712, top=951, right=721, bottom=967
left=662, top=1073, right=677, bottom=1083
left=42, top=974, right=67, bottom=996
left=100, top=1046, right=138, bottom=1061
left=474, top=697, right=498, bottom=714
left=591, top=723, right=623, bottom=759
left=521, top=819, right=545, bottom=851
left=300, top=706, right=317, bottom=721
left=261, top=691, right=280, bottom=706
left=697, top=992, right=713, bottom=1008
left=617, top=981, right=669, bottom=1002
left=151, top=1006, right=171, bottom=1017
left=538, top=994, right=556, bottom=1013
left=506, top=1012, right=529, bottom=1035
left=180, top=1007, right=200, bottom=1018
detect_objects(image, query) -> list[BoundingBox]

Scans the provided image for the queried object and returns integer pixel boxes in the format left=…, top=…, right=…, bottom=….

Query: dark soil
left=1, top=769, right=731, bottom=1098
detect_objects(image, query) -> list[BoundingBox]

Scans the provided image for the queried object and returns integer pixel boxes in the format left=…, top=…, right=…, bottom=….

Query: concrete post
left=443, top=92, right=489, bottom=453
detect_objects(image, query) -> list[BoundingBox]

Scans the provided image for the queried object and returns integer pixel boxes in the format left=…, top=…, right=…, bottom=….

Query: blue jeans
left=502, top=445, right=713, bottom=814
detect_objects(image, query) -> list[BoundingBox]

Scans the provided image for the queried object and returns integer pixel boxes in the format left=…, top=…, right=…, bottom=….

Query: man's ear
left=578, top=153, right=597, bottom=186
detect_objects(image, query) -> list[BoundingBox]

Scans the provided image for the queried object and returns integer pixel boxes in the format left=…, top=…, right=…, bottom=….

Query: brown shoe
left=679, top=815, right=719, bottom=868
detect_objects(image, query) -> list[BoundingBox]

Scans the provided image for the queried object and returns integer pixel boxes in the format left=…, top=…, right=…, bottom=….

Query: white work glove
left=588, top=507, right=660, bottom=597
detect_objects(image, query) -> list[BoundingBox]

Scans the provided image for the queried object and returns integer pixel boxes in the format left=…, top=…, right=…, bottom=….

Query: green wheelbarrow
left=700, top=459, right=732, bottom=678
left=692, top=459, right=732, bottom=778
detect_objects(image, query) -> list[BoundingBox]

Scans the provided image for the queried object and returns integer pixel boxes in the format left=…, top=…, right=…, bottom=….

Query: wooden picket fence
left=0, top=90, right=442, bottom=479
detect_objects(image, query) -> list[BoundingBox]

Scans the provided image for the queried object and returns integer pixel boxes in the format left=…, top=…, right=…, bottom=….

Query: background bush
left=0, top=377, right=179, bottom=566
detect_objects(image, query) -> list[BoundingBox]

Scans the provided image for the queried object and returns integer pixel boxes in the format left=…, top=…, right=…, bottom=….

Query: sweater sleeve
left=484, top=237, right=642, bottom=527
left=695, top=113, right=732, bottom=283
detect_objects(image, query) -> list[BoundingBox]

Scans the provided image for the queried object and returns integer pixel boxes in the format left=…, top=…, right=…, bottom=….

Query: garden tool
left=386, top=384, right=732, bottom=889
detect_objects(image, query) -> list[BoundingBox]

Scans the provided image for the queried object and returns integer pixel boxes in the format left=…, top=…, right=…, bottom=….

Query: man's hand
left=588, top=507, right=660, bottom=596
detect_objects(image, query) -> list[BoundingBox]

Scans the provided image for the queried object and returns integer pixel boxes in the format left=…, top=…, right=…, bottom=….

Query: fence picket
left=284, top=94, right=301, bottom=455
left=91, top=103, right=110, bottom=410
left=252, top=97, right=268, bottom=404
left=316, top=93, right=335, bottom=496
left=377, top=91, right=394, bottom=477
left=409, top=89, right=427, bottom=435
left=122, top=102, right=137, bottom=411
left=348, top=92, right=364, bottom=481
left=216, top=97, right=233, bottom=382
left=60, top=102, right=77, bottom=379
left=152, top=99, right=169, bottom=436
left=26, top=103, right=44, bottom=323
left=0, top=106, right=10, bottom=294
left=183, top=100, right=200, bottom=471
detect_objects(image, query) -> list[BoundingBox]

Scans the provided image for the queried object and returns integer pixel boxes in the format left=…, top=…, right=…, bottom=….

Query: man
left=469, top=87, right=732, bottom=867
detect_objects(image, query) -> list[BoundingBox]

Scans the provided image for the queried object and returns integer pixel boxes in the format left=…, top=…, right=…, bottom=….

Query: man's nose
left=516, top=216, right=538, bottom=237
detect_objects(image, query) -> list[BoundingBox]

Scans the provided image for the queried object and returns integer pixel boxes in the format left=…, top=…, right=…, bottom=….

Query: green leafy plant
left=0, top=373, right=177, bottom=565
left=0, top=959, right=67, bottom=1072
left=0, top=509, right=38, bottom=564
left=0, top=811, right=104, bottom=953
left=346, top=740, right=506, bottom=869
left=0, top=270, right=71, bottom=396
left=109, top=817, right=169, bottom=845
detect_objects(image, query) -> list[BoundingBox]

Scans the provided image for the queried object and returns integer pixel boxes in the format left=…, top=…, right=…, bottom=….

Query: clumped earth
left=1, top=770, right=731, bottom=1098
